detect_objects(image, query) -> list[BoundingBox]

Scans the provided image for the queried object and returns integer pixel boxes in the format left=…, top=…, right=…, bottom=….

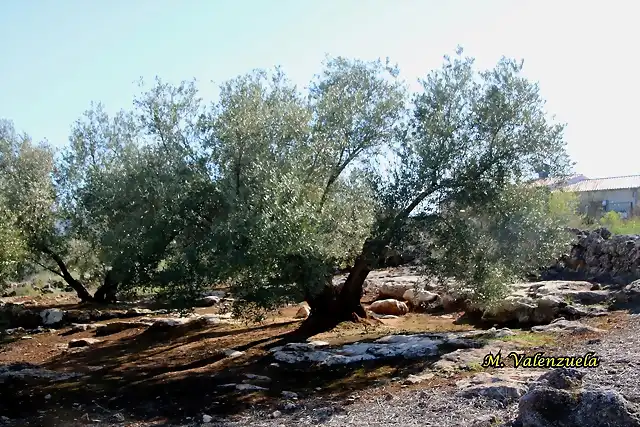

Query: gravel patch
left=573, top=314, right=640, bottom=404
left=208, top=392, right=517, bottom=427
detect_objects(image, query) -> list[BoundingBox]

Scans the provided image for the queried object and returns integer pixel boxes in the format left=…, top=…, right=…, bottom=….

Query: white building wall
left=577, top=188, right=639, bottom=218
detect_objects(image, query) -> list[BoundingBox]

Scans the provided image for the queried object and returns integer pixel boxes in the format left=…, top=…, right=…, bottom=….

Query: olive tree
left=56, top=79, right=221, bottom=303
left=0, top=119, right=96, bottom=299
left=19, top=48, right=572, bottom=326
left=320, top=49, right=572, bottom=327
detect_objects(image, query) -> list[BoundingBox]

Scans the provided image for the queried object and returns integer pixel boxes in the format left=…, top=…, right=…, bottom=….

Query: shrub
left=599, top=211, right=640, bottom=235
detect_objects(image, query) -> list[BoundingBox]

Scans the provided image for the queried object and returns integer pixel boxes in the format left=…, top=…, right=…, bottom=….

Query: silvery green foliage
left=378, top=48, right=572, bottom=306
left=0, top=119, right=71, bottom=282
left=11, top=48, right=573, bottom=314
left=413, top=185, right=575, bottom=305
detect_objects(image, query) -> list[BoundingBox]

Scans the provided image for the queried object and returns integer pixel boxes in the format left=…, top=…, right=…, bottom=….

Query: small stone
left=235, top=384, right=267, bottom=391
left=223, top=349, right=244, bottom=358
left=270, top=410, right=282, bottom=419
left=44, top=394, right=52, bottom=400
left=404, top=372, right=435, bottom=385
left=282, top=402, right=297, bottom=411
left=202, top=414, right=213, bottom=423
left=243, top=373, right=271, bottom=383
left=281, top=391, right=298, bottom=399
left=471, top=414, right=498, bottom=427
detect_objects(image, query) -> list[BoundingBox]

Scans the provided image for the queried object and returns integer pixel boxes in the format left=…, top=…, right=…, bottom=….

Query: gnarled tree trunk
left=93, top=270, right=118, bottom=304
left=302, top=238, right=387, bottom=333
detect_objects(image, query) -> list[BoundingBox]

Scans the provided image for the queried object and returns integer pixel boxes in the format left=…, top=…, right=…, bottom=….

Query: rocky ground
left=188, top=313, right=640, bottom=427
left=1, top=267, right=640, bottom=426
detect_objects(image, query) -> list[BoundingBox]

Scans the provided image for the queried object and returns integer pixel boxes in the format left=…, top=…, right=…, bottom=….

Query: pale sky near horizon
left=1, top=0, right=638, bottom=179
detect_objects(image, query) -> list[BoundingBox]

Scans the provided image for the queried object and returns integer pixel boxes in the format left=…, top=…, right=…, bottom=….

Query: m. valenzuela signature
left=481, top=351, right=600, bottom=368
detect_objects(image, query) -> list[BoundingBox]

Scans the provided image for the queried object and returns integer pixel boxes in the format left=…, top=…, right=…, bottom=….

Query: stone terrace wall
left=543, top=228, right=640, bottom=285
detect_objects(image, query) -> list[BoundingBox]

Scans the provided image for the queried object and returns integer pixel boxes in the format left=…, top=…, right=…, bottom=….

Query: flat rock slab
left=40, top=308, right=65, bottom=326
left=69, top=323, right=105, bottom=333
left=271, top=333, right=483, bottom=366
left=530, top=281, right=611, bottom=305
left=432, top=346, right=507, bottom=372
left=140, top=314, right=234, bottom=330
left=531, top=319, right=605, bottom=334
left=68, top=338, right=103, bottom=348
left=456, top=370, right=546, bottom=404
left=0, top=364, right=82, bottom=384
left=95, top=321, right=154, bottom=336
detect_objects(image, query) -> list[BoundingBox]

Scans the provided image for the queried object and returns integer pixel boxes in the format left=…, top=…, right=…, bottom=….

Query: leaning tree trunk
left=40, top=246, right=94, bottom=302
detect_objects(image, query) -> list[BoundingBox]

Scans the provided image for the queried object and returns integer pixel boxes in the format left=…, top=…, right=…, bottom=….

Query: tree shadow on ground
left=0, top=319, right=476, bottom=426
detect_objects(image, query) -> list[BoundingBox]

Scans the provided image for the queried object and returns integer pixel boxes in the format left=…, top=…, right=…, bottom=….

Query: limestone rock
left=533, top=367, right=585, bottom=390
left=69, top=323, right=105, bottom=333
left=471, top=414, right=500, bottom=427
left=125, top=308, right=153, bottom=316
left=377, top=281, right=416, bottom=300
left=272, top=334, right=446, bottom=366
left=531, top=318, right=604, bottom=334
left=196, top=295, right=221, bottom=307
left=458, top=380, right=528, bottom=404
left=0, top=363, right=82, bottom=384
left=612, top=280, right=640, bottom=309
left=95, top=321, right=152, bottom=336
left=235, top=383, right=267, bottom=391
left=404, top=372, right=435, bottom=384
left=369, top=299, right=409, bottom=316
left=223, top=349, right=245, bottom=358
left=402, top=288, right=438, bottom=306
left=243, top=373, right=271, bottom=384
left=517, top=387, right=640, bottom=427
left=515, top=368, right=640, bottom=427
left=295, top=305, right=310, bottom=319
left=68, top=338, right=102, bottom=348
left=40, top=308, right=65, bottom=326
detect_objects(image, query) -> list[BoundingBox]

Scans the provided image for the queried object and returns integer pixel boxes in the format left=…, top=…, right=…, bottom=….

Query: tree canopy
left=0, top=48, right=573, bottom=325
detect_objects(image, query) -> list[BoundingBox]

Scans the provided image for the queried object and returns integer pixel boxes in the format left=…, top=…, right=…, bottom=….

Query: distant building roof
left=530, top=174, right=588, bottom=189
left=563, top=175, right=640, bottom=192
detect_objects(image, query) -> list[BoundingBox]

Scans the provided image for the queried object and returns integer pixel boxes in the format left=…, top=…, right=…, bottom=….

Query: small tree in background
left=0, top=120, right=97, bottom=300
left=0, top=198, right=26, bottom=287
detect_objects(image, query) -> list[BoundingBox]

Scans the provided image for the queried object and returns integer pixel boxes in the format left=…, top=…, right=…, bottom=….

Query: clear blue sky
left=1, top=0, right=637, bottom=178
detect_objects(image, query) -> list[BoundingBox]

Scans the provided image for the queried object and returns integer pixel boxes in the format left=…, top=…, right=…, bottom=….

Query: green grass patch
left=599, top=211, right=640, bottom=235
left=493, top=331, right=557, bottom=347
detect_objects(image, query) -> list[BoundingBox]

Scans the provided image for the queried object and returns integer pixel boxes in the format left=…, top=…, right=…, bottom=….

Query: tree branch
left=28, top=257, right=64, bottom=278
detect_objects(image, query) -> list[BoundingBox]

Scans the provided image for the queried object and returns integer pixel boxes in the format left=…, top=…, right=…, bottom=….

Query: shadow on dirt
left=0, top=319, right=472, bottom=426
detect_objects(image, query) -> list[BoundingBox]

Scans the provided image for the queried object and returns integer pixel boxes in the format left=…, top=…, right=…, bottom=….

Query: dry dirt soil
left=0, top=292, right=630, bottom=427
